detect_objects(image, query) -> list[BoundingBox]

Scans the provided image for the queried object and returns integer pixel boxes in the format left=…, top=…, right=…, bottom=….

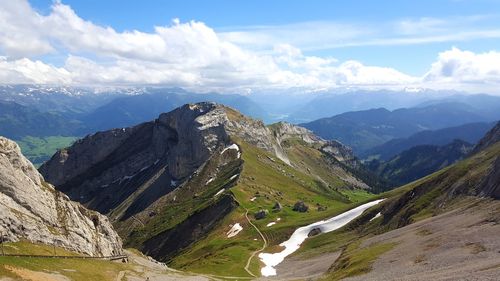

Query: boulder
left=293, top=201, right=309, bottom=212
left=272, top=202, right=282, bottom=212
left=308, top=227, right=322, bottom=237
left=254, top=209, right=268, bottom=220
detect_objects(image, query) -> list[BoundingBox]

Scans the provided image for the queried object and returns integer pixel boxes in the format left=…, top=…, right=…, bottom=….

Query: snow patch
left=215, top=189, right=225, bottom=197
left=226, top=223, right=243, bottom=238
left=206, top=178, right=214, bottom=185
left=266, top=222, right=276, bottom=227
left=221, top=143, right=240, bottom=154
left=259, top=199, right=385, bottom=277
left=229, top=174, right=238, bottom=181
left=370, top=212, right=382, bottom=222
left=250, top=197, right=257, bottom=202
left=221, top=143, right=241, bottom=158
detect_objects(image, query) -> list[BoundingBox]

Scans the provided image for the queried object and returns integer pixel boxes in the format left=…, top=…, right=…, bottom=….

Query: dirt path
left=244, top=209, right=268, bottom=277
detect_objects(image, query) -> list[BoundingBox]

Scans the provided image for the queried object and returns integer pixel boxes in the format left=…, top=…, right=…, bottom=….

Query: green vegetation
left=288, top=142, right=500, bottom=280
left=16, top=136, right=78, bottom=167
left=123, top=156, right=244, bottom=249
left=168, top=138, right=377, bottom=277
left=325, top=241, right=396, bottom=280
left=0, top=241, right=131, bottom=281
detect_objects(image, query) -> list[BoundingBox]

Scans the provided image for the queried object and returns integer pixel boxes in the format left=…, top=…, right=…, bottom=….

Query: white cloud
left=424, top=47, right=500, bottom=84
left=0, top=0, right=498, bottom=93
left=0, top=57, right=71, bottom=84
left=0, top=1, right=54, bottom=57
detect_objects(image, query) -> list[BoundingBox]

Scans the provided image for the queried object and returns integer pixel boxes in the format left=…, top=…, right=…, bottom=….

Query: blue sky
left=27, top=0, right=500, bottom=75
left=1, top=0, right=500, bottom=93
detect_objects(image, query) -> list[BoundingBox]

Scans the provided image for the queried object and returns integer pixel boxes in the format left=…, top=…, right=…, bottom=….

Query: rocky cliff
left=0, top=136, right=122, bottom=256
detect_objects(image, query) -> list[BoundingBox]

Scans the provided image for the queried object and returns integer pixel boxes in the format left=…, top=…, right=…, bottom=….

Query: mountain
left=293, top=121, right=500, bottom=280
left=40, top=102, right=375, bottom=276
left=0, top=100, right=85, bottom=139
left=0, top=136, right=122, bottom=256
left=0, top=86, right=268, bottom=166
left=301, top=103, right=494, bottom=153
left=0, top=84, right=121, bottom=114
left=472, top=121, right=500, bottom=154
left=416, top=94, right=500, bottom=120
left=362, top=122, right=495, bottom=160
left=288, top=89, right=460, bottom=123
left=365, top=139, right=473, bottom=186
left=82, top=90, right=269, bottom=132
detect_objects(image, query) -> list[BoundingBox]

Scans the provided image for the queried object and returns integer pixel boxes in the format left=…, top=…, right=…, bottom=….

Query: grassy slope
left=291, top=141, right=500, bottom=280
left=0, top=241, right=131, bottom=281
left=169, top=139, right=376, bottom=277
left=16, top=136, right=78, bottom=167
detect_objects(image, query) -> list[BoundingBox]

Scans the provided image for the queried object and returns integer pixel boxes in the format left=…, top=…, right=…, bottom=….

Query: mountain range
left=1, top=101, right=499, bottom=280
left=365, top=139, right=473, bottom=186
left=38, top=102, right=373, bottom=273
left=362, top=122, right=495, bottom=160
left=301, top=102, right=500, bottom=153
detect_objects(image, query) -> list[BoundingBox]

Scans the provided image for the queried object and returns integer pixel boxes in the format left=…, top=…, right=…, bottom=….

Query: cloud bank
left=0, top=1, right=499, bottom=93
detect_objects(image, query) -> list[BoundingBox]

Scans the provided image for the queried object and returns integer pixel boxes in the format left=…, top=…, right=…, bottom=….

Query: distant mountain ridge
left=472, top=121, right=500, bottom=154
left=366, top=139, right=473, bottom=186
left=288, top=89, right=463, bottom=122
left=362, top=122, right=496, bottom=160
left=302, top=102, right=500, bottom=153
left=0, top=100, right=85, bottom=139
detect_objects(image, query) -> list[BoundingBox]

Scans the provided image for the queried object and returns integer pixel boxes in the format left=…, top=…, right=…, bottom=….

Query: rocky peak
left=270, top=121, right=323, bottom=144
left=40, top=102, right=235, bottom=216
left=0, top=136, right=122, bottom=256
left=269, top=121, right=356, bottom=164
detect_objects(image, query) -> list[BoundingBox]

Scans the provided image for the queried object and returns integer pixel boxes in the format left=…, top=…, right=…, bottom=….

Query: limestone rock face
left=40, top=103, right=232, bottom=216
left=270, top=121, right=356, bottom=165
left=0, top=137, right=122, bottom=256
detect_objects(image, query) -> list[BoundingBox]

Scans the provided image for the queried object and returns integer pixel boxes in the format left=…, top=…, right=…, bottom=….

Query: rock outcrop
left=270, top=121, right=356, bottom=165
left=478, top=156, right=500, bottom=199
left=0, top=137, right=122, bottom=256
left=293, top=201, right=309, bottom=212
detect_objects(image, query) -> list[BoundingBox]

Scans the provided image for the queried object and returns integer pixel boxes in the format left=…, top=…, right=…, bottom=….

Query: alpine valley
left=1, top=95, right=499, bottom=280
left=2, top=1, right=500, bottom=279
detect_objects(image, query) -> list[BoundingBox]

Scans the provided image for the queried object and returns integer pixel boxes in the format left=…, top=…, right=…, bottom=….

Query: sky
left=1, top=0, right=500, bottom=94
